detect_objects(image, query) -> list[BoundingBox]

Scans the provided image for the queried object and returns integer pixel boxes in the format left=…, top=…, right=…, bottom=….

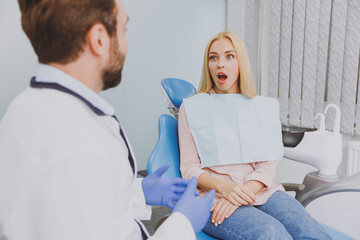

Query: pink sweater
left=178, top=92, right=284, bottom=206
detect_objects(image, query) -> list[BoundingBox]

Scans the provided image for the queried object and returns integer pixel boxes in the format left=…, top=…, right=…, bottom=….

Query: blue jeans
left=203, top=191, right=332, bottom=240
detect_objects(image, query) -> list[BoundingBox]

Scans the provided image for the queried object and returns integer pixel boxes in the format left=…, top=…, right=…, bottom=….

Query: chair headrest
left=161, top=78, right=197, bottom=108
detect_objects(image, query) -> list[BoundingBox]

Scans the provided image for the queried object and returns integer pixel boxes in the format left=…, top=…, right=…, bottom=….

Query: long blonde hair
left=198, top=31, right=256, bottom=98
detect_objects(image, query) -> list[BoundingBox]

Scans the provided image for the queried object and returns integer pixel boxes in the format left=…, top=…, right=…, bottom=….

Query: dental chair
left=147, top=78, right=357, bottom=240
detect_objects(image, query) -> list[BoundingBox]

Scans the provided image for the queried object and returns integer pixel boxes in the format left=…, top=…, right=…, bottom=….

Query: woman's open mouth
left=217, top=72, right=228, bottom=84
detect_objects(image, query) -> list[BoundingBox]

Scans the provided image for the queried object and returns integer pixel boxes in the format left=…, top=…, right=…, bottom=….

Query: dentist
left=0, top=0, right=214, bottom=239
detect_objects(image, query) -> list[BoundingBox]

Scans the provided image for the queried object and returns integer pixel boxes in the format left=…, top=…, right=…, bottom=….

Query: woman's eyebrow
left=209, top=50, right=236, bottom=55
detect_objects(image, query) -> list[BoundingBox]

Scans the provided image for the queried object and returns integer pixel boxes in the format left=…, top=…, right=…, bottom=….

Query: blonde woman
left=178, top=31, right=331, bottom=240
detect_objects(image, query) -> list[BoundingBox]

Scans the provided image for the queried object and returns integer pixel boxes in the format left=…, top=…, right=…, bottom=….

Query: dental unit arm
left=281, top=104, right=360, bottom=239
left=283, top=104, right=342, bottom=178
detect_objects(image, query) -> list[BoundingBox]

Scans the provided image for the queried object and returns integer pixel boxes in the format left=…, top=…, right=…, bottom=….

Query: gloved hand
left=142, top=163, right=191, bottom=209
left=173, top=177, right=215, bottom=233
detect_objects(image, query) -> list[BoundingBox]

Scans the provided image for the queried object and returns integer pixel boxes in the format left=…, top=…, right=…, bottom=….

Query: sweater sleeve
left=245, top=161, right=278, bottom=189
left=178, top=104, right=206, bottom=180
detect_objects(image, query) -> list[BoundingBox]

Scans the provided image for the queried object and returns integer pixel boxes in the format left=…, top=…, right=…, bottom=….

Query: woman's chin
left=215, top=84, right=239, bottom=94
left=217, top=79, right=227, bottom=85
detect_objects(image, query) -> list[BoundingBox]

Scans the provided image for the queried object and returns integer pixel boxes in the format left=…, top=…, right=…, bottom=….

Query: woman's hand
left=211, top=197, right=238, bottom=226
left=217, top=182, right=257, bottom=206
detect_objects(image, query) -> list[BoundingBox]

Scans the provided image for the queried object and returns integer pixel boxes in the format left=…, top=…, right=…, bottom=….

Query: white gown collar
left=34, top=64, right=115, bottom=116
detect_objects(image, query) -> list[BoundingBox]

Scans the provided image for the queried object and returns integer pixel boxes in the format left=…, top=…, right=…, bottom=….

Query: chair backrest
left=148, top=78, right=197, bottom=177
left=147, top=114, right=181, bottom=178
left=161, top=78, right=197, bottom=109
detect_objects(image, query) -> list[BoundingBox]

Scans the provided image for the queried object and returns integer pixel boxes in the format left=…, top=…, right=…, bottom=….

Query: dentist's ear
left=86, top=23, right=110, bottom=57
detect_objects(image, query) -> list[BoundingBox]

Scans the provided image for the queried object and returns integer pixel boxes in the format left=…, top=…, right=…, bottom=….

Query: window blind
left=260, top=0, right=360, bottom=134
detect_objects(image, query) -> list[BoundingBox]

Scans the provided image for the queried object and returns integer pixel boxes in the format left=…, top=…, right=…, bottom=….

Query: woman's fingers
left=240, top=185, right=257, bottom=202
left=212, top=199, right=226, bottom=225
left=225, top=204, right=238, bottom=219
left=226, top=195, right=238, bottom=206
left=218, top=203, right=232, bottom=224
left=233, top=185, right=256, bottom=204
left=236, top=190, right=254, bottom=205
left=221, top=183, right=256, bottom=205
left=215, top=202, right=228, bottom=224
left=229, top=193, right=248, bottom=206
left=211, top=200, right=223, bottom=223
left=212, top=198, right=239, bottom=225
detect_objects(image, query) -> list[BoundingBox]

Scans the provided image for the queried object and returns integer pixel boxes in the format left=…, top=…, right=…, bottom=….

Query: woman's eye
left=209, top=56, right=217, bottom=60
left=227, top=54, right=235, bottom=59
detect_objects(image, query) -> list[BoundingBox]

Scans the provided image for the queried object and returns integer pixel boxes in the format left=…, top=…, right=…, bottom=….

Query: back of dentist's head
left=17, top=0, right=118, bottom=64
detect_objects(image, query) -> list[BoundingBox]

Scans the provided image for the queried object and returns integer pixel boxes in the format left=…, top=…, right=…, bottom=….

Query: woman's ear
left=86, top=23, right=110, bottom=57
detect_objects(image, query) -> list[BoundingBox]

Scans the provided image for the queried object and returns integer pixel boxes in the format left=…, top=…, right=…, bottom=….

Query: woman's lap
left=203, top=202, right=291, bottom=240
left=203, top=191, right=331, bottom=240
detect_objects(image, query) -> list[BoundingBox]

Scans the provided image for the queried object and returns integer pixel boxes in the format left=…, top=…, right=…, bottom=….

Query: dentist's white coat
left=0, top=65, right=195, bottom=240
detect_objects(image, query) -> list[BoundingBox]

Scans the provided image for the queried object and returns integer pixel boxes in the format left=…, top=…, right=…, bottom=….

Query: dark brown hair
left=18, top=0, right=117, bottom=64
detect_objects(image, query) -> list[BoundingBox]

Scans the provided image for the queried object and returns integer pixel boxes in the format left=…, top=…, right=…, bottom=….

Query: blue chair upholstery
left=147, top=114, right=181, bottom=178
left=195, top=230, right=218, bottom=240
left=147, top=114, right=217, bottom=239
left=322, top=225, right=354, bottom=240
left=161, top=78, right=197, bottom=108
left=148, top=78, right=352, bottom=240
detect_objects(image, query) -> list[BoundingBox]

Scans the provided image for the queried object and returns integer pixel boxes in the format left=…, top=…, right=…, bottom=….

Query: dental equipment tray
left=282, top=125, right=316, bottom=148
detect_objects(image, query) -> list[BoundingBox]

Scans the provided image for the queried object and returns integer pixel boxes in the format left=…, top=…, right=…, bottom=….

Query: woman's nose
left=218, top=58, right=225, bottom=68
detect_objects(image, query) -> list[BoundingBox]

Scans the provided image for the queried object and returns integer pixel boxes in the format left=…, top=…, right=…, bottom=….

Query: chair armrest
left=282, top=183, right=305, bottom=192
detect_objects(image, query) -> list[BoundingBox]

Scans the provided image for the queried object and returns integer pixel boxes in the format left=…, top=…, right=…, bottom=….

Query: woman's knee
left=256, top=220, right=292, bottom=240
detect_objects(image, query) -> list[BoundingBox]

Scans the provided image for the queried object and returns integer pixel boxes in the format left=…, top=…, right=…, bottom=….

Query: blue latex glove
left=142, top=163, right=191, bottom=209
left=173, top=177, right=215, bottom=233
